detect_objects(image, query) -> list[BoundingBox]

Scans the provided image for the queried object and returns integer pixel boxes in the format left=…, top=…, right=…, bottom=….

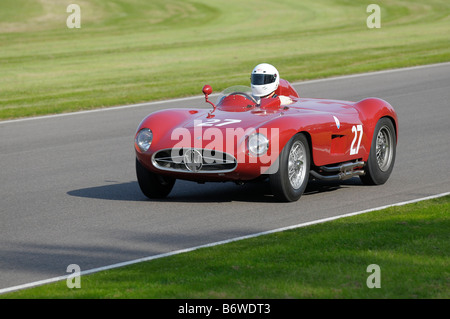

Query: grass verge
left=2, top=195, right=449, bottom=299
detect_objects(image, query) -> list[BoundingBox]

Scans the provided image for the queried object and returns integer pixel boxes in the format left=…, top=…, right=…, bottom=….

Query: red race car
left=134, top=79, right=397, bottom=202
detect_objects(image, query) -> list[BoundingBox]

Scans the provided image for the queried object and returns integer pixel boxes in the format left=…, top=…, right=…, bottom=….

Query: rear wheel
left=136, top=158, right=175, bottom=199
left=360, top=117, right=396, bottom=185
left=270, top=133, right=310, bottom=202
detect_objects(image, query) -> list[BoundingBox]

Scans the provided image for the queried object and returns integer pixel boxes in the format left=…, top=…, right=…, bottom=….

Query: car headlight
left=135, top=128, right=153, bottom=152
left=248, top=133, right=269, bottom=156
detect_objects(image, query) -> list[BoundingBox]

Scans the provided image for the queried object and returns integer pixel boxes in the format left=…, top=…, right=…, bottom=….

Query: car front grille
left=152, top=148, right=237, bottom=173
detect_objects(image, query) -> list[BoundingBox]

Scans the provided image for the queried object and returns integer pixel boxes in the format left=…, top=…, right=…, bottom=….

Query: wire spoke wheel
left=360, top=118, right=396, bottom=185
left=288, top=141, right=307, bottom=189
left=270, top=133, right=310, bottom=202
left=375, top=125, right=394, bottom=172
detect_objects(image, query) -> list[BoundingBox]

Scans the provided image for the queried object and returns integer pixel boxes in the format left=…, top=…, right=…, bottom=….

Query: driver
left=250, top=63, right=293, bottom=105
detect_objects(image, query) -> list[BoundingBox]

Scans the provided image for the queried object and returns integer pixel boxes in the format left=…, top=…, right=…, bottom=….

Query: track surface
left=1, top=63, right=449, bottom=290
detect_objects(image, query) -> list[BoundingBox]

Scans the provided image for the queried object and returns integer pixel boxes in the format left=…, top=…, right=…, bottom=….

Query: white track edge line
left=1, top=191, right=448, bottom=295
left=1, top=62, right=449, bottom=125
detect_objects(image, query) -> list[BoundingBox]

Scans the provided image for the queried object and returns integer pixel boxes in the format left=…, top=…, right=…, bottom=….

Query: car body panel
left=135, top=79, right=397, bottom=183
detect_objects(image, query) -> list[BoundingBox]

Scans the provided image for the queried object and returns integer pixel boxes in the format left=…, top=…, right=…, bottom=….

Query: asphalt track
left=1, top=63, right=449, bottom=291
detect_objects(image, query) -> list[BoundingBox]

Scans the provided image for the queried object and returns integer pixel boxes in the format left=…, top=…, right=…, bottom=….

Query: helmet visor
left=251, top=73, right=277, bottom=85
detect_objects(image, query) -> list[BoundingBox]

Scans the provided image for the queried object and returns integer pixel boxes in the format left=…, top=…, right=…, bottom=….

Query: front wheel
left=136, top=158, right=175, bottom=199
left=360, top=117, right=396, bottom=185
left=269, top=133, right=310, bottom=202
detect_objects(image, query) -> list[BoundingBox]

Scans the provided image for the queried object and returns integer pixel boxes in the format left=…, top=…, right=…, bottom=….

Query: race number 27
left=195, top=119, right=242, bottom=127
left=350, top=125, right=363, bottom=155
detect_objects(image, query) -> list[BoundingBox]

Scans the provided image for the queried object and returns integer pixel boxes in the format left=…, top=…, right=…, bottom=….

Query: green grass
left=0, top=0, right=449, bottom=119
left=2, top=195, right=449, bottom=299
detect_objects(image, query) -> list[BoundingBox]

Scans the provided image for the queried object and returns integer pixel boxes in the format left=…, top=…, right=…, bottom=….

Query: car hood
left=180, top=108, right=284, bottom=131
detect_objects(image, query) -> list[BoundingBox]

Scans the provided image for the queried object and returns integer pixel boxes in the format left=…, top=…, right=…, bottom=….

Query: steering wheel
left=226, top=92, right=258, bottom=104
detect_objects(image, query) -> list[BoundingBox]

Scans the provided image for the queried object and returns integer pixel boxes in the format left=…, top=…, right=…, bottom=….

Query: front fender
left=135, top=109, right=207, bottom=151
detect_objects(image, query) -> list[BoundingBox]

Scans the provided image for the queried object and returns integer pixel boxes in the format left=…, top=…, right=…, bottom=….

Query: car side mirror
left=202, top=85, right=213, bottom=96
left=202, top=85, right=216, bottom=118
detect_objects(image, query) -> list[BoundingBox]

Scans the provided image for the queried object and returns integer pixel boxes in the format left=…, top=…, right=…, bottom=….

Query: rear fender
left=354, top=98, right=398, bottom=144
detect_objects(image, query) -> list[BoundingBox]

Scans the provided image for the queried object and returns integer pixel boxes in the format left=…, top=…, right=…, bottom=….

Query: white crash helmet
left=250, top=63, right=280, bottom=97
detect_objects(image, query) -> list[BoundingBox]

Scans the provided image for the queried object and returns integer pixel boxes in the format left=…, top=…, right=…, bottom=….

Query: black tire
left=136, top=158, right=175, bottom=199
left=269, top=133, right=310, bottom=202
left=360, top=117, right=396, bottom=185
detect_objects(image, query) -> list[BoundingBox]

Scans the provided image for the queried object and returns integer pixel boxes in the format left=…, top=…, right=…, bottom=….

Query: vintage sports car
left=134, top=79, right=397, bottom=202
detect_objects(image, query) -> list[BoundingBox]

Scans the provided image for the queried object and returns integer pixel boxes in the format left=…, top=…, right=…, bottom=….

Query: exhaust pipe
left=310, top=161, right=365, bottom=181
